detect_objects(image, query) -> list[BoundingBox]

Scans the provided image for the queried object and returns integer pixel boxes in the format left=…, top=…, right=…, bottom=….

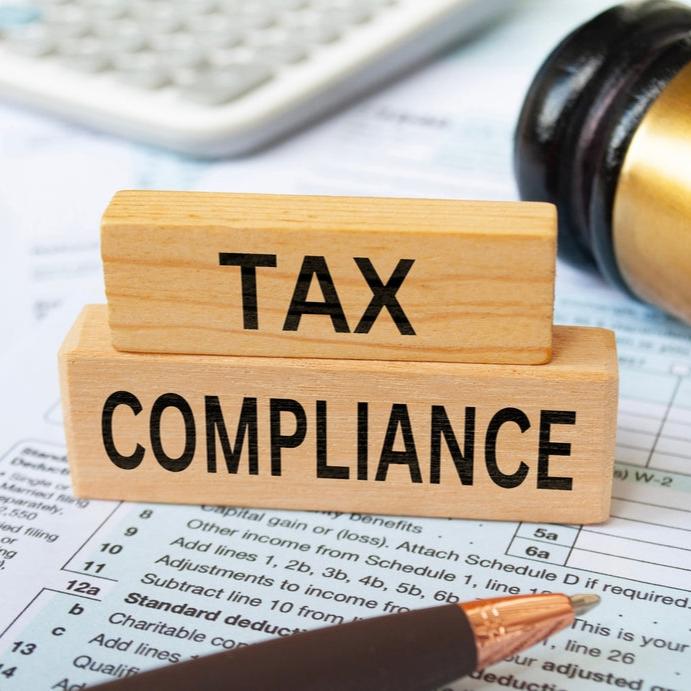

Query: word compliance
left=60, top=306, right=618, bottom=523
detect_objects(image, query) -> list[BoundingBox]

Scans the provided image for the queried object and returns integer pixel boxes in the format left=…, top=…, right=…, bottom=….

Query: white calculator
left=0, top=0, right=510, bottom=157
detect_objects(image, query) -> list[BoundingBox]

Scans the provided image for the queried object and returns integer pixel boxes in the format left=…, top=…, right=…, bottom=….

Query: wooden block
left=60, top=305, right=618, bottom=523
left=102, top=190, right=556, bottom=364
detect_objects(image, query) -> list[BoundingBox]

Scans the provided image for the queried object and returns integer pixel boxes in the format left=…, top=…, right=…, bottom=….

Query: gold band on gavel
left=613, top=61, right=691, bottom=324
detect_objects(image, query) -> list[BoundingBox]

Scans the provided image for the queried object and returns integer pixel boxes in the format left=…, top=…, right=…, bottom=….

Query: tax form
left=1, top=1, right=690, bottom=689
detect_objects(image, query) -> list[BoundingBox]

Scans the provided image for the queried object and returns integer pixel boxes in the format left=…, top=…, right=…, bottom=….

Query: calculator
left=0, top=0, right=511, bottom=157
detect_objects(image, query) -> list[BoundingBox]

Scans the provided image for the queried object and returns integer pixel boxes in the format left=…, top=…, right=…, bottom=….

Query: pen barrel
left=92, top=604, right=476, bottom=691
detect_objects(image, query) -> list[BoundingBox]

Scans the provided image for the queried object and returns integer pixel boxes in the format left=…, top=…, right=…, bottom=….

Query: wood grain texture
left=60, top=306, right=618, bottom=523
left=102, top=190, right=556, bottom=364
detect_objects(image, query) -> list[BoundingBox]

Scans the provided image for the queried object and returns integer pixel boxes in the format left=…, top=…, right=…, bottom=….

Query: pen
left=91, top=592, right=599, bottom=690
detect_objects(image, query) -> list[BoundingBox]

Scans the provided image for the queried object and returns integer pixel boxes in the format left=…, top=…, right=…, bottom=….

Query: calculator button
left=101, top=31, right=146, bottom=53
left=115, top=54, right=171, bottom=89
left=248, top=34, right=308, bottom=63
left=291, top=23, right=341, bottom=44
left=130, top=5, right=182, bottom=34
left=185, top=14, right=231, bottom=32
left=41, top=5, right=87, bottom=23
left=259, top=43, right=308, bottom=64
left=236, top=9, right=277, bottom=30
left=97, top=32, right=146, bottom=54
left=215, top=0, right=247, bottom=12
left=88, top=0, right=128, bottom=10
left=206, top=48, right=245, bottom=69
left=150, top=34, right=206, bottom=69
left=120, top=69, right=170, bottom=89
left=179, top=63, right=273, bottom=105
left=4, top=25, right=56, bottom=56
left=150, top=33, right=198, bottom=51
left=278, top=0, right=311, bottom=9
left=259, top=0, right=309, bottom=10
left=171, top=66, right=200, bottom=88
left=147, top=16, right=184, bottom=35
left=86, top=3, right=128, bottom=21
left=94, top=18, right=142, bottom=41
left=62, top=53, right=111, bottom=72
left=58, top=37, right=111, bottom=72
left=330, top=7, right=374, bottom=25
left=160, top=47, right=205, bottom=69
left=43, top=22, right=90, bottom=40
left=245, top=29, right=286, bottom=48
left=42, top=6, right=90, bottom=38
left=175, top=0, right=219, bottom=16
left=113, top=51, right=162, bottom=72
left=184, top=15, right=243, bottom=48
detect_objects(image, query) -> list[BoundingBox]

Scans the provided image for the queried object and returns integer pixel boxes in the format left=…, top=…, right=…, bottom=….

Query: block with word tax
left=60, top=306, right=618, bottom=523
left=102, top=191, right=556, bottom=364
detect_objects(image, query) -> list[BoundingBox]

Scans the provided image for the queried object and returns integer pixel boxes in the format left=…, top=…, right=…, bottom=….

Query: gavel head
left=514, top=0, right=691, bottom=325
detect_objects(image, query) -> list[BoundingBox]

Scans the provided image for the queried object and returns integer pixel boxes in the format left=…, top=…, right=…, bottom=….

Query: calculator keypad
left=0, top=0, right=396, bottom=105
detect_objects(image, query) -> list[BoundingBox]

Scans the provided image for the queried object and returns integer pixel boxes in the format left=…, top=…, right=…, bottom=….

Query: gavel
left=515, top=0, right=691, bottom=326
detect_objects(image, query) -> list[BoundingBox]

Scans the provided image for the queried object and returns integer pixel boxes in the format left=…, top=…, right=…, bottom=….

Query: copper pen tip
left=569, top=594, right=600, bottom=615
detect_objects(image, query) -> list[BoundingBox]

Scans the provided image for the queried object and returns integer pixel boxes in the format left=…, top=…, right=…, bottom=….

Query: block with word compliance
left=102, top=191, right=556, bottom=364
left=60, top=306, right=618, bottom=523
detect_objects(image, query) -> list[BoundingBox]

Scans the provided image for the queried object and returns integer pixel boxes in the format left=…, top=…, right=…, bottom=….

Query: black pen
left=91, top=592, right=599, bottom=690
